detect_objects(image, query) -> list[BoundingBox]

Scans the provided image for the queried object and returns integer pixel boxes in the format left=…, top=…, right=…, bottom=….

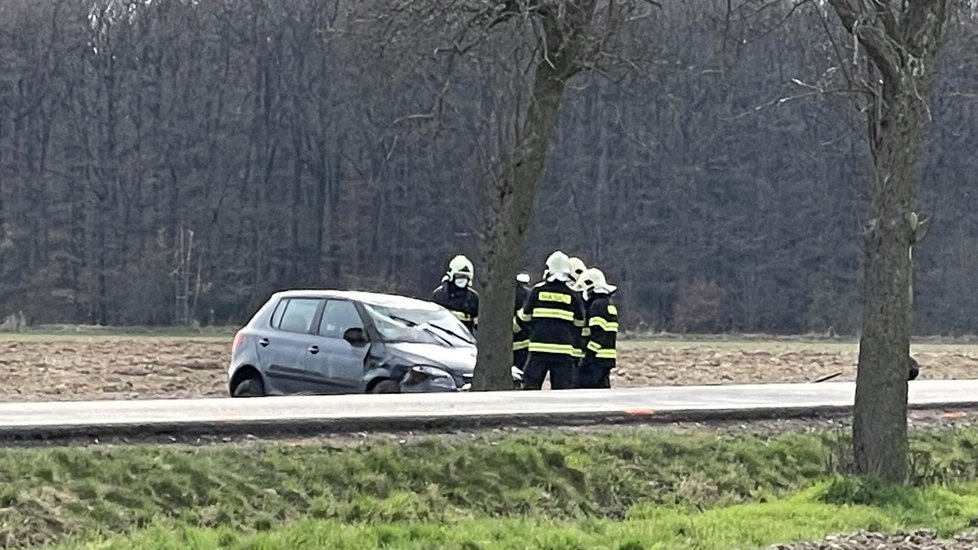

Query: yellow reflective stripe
left=513, top=340, right=530, bottom=351
left=517, top=309, right=532, bottom=322
left=532, top=308, right=575, bottom=321
left=587, top=340, right=602, bottom=352
left=607, top=305, right=618, bottom=315
left=573, top=319, right=585, bottom=328
left=528, top=343, right=579, bottom=356
left=589, top=317, right=619, bottom=332
left=453, top=311, right=472, bottom=322
left=581, top=327, right=591, bottom=338
left=595, top=349, right=617, bottom=359
left=513, top=318, right=521, bottom=333
left=538, top=291, right=571, bottom=304
left=572, top=348, right=584, bottom=358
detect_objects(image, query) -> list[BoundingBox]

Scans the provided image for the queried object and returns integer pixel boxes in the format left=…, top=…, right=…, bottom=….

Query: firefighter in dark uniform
left=513, top=272, right=532, bottom=371
left=568, top=257, right=587, bottom=286
left=432, top=255, right=479, bottom=334
left=574, top=267, right=619, bottom=389
left=516, top=251, right=585, bottom=390
left=567, top=256, right=589, bottom=366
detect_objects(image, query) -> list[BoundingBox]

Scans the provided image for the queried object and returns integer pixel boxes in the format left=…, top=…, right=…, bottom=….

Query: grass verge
left=2, top=427, right=977, bottom=548
left=55, top=480, right=978, bottom=549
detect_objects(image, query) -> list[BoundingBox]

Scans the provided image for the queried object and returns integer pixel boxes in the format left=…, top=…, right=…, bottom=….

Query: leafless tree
left=816, top=0, right=951, bottom=480
left=0, top=0, right=975, bottom=352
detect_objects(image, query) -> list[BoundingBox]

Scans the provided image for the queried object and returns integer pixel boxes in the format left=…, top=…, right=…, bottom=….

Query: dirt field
left=2, top=334, right=978, bottom=402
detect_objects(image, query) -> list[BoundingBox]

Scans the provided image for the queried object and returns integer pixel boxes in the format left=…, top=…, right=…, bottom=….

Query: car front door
left=300, top=299, right=370, bottom=394
left=259, top=297, right=324, bottom=394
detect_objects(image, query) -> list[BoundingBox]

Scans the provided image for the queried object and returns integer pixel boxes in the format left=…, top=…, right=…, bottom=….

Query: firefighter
left=574, top=267, right=619, bottom=389
left=432, top=255, right=480, bottom=334
left=513, top=272, right=532, bottom=371
left=568, top=257, right=587, bottom=285
left=566, top=256, right=588, bottom=358
left=517, top=251, right=586, bottom=390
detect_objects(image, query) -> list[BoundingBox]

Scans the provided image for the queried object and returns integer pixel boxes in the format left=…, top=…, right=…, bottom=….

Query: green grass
left=4, top=427, right=978, bottom=548
left=53, top=480, right=978, bottom=549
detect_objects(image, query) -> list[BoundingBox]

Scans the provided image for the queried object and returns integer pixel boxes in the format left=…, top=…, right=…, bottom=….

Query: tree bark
left=473, top=2, right=596, bottom=391
left=474, top=71, right=565, bottom=390
left=853, top=91, right=923, bottom=481
left=826, top=0, right=949, bottom=481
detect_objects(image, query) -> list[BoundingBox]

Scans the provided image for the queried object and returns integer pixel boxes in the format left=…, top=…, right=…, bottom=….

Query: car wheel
left=232, top=374, right=265, bottom=397
left=371, top=379, right=399, bottom=394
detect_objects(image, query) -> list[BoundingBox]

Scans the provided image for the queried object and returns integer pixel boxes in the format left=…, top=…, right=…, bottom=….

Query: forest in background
left=0, top=0, right=976, bottom=335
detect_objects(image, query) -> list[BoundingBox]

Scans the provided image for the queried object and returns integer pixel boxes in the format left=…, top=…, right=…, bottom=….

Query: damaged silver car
left=228, top=289, right=521, bottom=396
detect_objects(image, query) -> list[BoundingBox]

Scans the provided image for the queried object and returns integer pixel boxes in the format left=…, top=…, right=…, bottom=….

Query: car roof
left=271, top=289, right=441, bottom=310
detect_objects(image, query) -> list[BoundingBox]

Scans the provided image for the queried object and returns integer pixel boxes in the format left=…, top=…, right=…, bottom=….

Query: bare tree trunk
left=827, top=0, right=948, bottom=481
left=475, top=76, right=563, bottom=389
left=854, top=92, right=923, bottom=481
left=474, top=2, right=596, bottom=391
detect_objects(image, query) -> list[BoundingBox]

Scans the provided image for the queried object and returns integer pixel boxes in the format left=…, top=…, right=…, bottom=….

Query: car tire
left=232, top=374, right=265, bottom=397
left=371, top=379, right=399, bottom=394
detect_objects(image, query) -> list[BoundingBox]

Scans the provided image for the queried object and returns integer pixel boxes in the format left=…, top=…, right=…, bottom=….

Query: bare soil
left=611, top=347, right=978, bottom=386
left=2, top=337, right=978, bottom=401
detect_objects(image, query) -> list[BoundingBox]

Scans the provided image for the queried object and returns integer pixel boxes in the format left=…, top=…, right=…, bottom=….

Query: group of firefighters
left=431, top=251, right=618, bottom=390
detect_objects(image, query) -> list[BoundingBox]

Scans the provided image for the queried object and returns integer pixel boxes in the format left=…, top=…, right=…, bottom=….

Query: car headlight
left=404, top=365, right=458, bottom=390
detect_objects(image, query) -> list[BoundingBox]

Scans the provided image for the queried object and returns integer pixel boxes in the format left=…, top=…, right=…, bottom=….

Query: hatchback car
left=228, top=290, right=511, bottom=397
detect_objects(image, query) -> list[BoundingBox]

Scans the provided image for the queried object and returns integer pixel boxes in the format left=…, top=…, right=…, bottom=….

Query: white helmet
left=447, top=255, right=474, bottom=288
left=544, top=251, right=571, bottom=281
left=568, top=257, right=587, bottom=282
left=574, top=267, right=617, bottom=297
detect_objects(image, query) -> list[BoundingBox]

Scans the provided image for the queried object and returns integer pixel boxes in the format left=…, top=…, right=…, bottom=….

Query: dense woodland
left=0, top=0, right=976, bottom=334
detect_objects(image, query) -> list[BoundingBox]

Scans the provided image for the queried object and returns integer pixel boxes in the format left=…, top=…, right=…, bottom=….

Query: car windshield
left=363, top=304, right=475, bottom=346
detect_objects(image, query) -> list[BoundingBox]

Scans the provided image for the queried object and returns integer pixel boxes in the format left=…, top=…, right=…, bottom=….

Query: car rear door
left=299, top=299, right=370, bottom=393
left=259, top=297, right=324, bottom=394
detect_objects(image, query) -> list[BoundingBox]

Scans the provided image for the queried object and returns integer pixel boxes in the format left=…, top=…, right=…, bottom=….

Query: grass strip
left=54, top=480, right=978, bottom=550
left=3, top=427, right=978, bottom=547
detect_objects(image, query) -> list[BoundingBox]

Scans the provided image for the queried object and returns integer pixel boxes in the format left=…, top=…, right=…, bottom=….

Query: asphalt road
left=0, top=380, right=976, bottom=440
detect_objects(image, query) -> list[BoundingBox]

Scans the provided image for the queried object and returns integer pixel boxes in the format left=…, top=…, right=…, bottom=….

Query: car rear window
left=274, top=298, right=322, bottom=333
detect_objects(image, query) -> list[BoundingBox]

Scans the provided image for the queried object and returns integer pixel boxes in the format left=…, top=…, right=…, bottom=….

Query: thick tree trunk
left=853, top=92, right=923, bottom=481
left=825, top=0, right=948, bottom=483
left=473, top=62, right=571, bottom=391
left=473, top=2, right=596, bottom=391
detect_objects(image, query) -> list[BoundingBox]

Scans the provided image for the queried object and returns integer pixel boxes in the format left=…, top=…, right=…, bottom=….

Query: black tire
left=370, top=379, right=399, bottom=394
left=232, top=374, right=265, bottom=397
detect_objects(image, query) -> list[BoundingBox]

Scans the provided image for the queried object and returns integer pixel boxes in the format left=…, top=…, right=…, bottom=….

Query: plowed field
left=2, top=335, right=978, bottom=401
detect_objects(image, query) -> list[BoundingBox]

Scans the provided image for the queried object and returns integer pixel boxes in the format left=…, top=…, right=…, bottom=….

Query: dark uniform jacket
left=432, top=283, right=480, bottom=333
left=513, top=282, right=531, bottom=352
left=517, top=279, right=585, bottom=358
left=582, top=293, right=618, bottom=368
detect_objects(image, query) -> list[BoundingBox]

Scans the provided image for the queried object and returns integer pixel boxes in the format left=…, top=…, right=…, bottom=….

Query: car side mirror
left=343, top=327, right=369, bottom=346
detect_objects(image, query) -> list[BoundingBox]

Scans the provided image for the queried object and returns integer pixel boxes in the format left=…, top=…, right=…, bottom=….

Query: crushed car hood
left=384, top=342, right=476, bottom=375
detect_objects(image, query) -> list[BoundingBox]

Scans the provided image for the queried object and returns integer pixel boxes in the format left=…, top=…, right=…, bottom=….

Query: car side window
left=319, top=300, right=363, bottom=338
left=276, top=298, right=322, bottom=333
left=270, top=299, right=288, bottom=328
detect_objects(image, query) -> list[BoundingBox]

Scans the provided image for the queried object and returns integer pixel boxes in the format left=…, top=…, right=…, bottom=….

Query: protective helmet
left=568, top=257, right=587, bottom=282
left=544, top=251, right=571, bottom=280
left=447, top=255, right=474, bottom=278
left=574, top=267, right=617, bottom=295
left=447, top=255, right=474, bottom=288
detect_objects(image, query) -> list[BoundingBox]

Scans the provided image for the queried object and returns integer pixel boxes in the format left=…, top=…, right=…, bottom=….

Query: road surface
left=0, top=380, right=976, bottom=440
